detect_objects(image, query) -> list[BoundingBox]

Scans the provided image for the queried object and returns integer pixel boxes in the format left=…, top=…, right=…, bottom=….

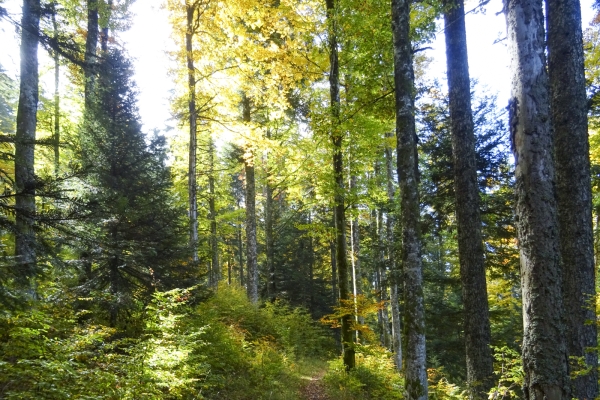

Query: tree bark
left=391, top=0, right=427, bottom=397
left=504, top=0, right=570, bottom=397
left=443, top=1, right=494, bottom=396
left=326, top=0, right=354, bottom=370
left=546, top=1, right=598, bottom=397
left=186, top=1, right=199, bottom=263
left=242, top=94, right=258, bottom=303
left=14, top=0, right=41, bottom=289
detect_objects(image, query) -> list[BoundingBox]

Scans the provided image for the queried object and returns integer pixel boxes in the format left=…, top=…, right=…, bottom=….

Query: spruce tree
left=79, top=50, right=189, bottom=325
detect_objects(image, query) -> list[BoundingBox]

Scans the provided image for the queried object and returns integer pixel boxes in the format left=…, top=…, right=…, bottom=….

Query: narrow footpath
left=299, top=370, right=329, bottom=400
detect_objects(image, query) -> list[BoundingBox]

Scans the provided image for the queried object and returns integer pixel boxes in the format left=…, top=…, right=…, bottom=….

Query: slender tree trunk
left=377, top=207, right=391, bottom=349
left=546, top=1, right=598, bottom=397
left=443, top=1, right=494, bottom=396
left=504, top=0, right=570, bottom=397
left=265, top=133, right=276, bottom=301
left=326, top=0, right=354, bottom=370
left=265, top=181, right=275, bottom=300
left=209, top=134, right=219, bottom=287
left=330, top=237, right=337, bottom=303
left=385, top=134, right=402, bottom=371
left=238, top=225, right=244, bottom=286
left=349, top=176, right=362, bottom=341
left=85, top=0, right=98, bottom=108
left=227, top=252, right=231, bottom=285
left=309, top=212, right=315, bottom=310
left=14, top=0, right=41, bottom=290
left=245, top=161, right=258, bottom=302
left=52, top=4, right=60, bottom=176
left=242, top=94, right=258, bottom=303
left=391, top=0, right=427, bottom=397
left=186, top=2, right=199, bottom=263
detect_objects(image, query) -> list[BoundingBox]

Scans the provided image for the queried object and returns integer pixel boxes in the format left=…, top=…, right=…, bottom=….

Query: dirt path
left=299, top=370, right=329, bottom=400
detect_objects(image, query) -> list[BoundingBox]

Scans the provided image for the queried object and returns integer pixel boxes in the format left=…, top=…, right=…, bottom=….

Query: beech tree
left=391, top=0, right=427, bottom=397
left=325, top=0, right=355, bottom=371
left=185, top=0, right=200, bottom=264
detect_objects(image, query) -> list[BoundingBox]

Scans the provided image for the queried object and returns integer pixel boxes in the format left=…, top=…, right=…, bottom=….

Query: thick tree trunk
left=242, top=94, right=258, bottom=303
left=186, top=2, right=199, bottom=263
left=443, top=1, right=494, bottom=396
left=504, top=0, right=570, bottom=397
left=244, top=161, right=258, bottom=302
left=391, top=0, right=427, bottom=397
left=326, top=0, right=354, bottom=370
left=14, top=0, right=41, bottom=289
left=546, top=2, right=598, bottom=397
left=209, top=135, right=219, bottom=287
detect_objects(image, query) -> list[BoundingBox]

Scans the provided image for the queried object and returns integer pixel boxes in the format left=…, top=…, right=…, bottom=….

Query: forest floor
left=299, top=368, right=329, bottom=400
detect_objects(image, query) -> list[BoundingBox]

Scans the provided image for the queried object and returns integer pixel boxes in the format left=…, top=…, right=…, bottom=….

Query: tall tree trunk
left=238, top=225, right=244, bottom=285
left=227, top=251, right=231, bottom=285
left=209, top=134, right=219, bottom=287
left=326, top=0, right=354, bottom=370
left=85, top=0, right=98, bottom=108
left=391, top=0, right=427, bottom=397
left=377, top=207, right=391, bottom=349
left=265, top=177, right=275, bottom=300
left=308, top=212, right=315, bottom=310
left=349, top=176, right=362, bottom=341
left=14, top=0, right=41, bottom=290
left=186, top=2, right=199, bottom=263
left=443, top=1, right=494, bottom=396
left=504, top=0, right=570, bottom=397
left=546, top=1, right=598, bottom=397
left=242, top=94, right=258, bottom=303
left=52, top=3, right=60, bottom=176
left=330, top=237, right=337, bottom=303
left=385, top=134, right=402, bottom=371
left=265, top=132, right=276, bottom=301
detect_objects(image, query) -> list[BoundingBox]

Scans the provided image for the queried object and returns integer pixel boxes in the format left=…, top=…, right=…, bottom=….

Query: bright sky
left=0, top=0, right=598, bottom=132
left=426, top=0, right=597, bottom=106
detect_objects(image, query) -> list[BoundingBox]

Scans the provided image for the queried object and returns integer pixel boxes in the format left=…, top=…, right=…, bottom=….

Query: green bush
left=323, top=345, right=404, bottom=400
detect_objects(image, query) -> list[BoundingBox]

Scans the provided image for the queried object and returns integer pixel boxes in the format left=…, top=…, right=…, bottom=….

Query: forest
left=0, top=0, right=599, bottom=398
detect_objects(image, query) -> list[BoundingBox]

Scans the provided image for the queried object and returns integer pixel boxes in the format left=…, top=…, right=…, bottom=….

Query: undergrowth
left=0, top=285, right=334, bottom=399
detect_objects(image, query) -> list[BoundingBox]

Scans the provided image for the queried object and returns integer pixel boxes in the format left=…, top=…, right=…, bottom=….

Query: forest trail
left=299, top=369, right=329, bottom=400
